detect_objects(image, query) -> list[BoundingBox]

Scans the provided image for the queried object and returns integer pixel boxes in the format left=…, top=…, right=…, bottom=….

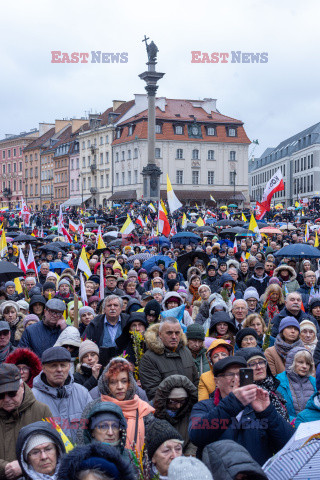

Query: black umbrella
left=50, top=241, right=71, bottom=249
left=274, top=244, right=320, bottom=259
left=13, top=234, right=38, bottom=243
left=103, top=235, right=119, bottom=244
left=0, top=261, right=24, bottom=281
left=5, top=231, right=22, bottom=237
left=38, top=245, right=67, bottom=253
left=194, top=226, right=216, bottom=232
left=243, top=221, right=267, bottom=229
left=84, top=223, right=98, bottom=229
left=177, top=251, right=210, bottom=280
left=220, top=227, right=248, bottom=235
left=108, top=239, right=122, bottom=247
left=215, top=220, right=237, bottom=227
left=186, top=223, right=197, bottom=231
left=43, top=234, right=58, bottom=240
left=96, top=218, right=107, bottom=224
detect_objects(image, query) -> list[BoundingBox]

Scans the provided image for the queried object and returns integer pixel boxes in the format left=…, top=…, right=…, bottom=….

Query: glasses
left=96, top=422, right=120, bottom=431
left=167, top=398, right=187, bottom=406
left=247, top=360, right=267, bottom=369
left=219, top=372, right=240, bottom=379
left=0, top=390, right=18, bottom=400
left=18, top=366, right=30, bottom=373
left=28, top=445, right=55, bottom=458
left=47, top=310, right=62, bottom=317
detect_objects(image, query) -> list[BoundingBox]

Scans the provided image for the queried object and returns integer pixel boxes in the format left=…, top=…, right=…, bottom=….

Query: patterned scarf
left=274, top=335, right=304, bottom=362
left=266, top=303, right=279, bottom=322
left=255, top=375, right=289, bottom=421
left=189, top=285, right=200, bottom=304
left=0, top=343, right=11, bottom=363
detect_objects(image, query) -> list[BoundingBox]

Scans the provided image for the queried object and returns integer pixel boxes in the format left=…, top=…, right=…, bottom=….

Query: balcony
left=90, top=163, right=97, bottom=172
left=90, top=187, right=98, bottom=194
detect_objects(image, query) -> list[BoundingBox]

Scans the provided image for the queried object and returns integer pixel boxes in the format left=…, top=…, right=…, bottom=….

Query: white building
left=110, top=95, right=251, bottom=207
left=249, top=122, right=320, bottom=207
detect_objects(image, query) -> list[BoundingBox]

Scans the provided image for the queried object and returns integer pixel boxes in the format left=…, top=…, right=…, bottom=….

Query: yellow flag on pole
left=120, top=215, right=135, bottom=235
left=97, top=235, right=106, bottom=250
left=77, top=246, right=92, bottom=278
left=166, top=174, right=182, bottom=213
left=196, top=217, right=205, bottom=227
left=181, top=213, right=187, bottom=229
left=315, top=231, right=319, bottom=248
left=0, top=229, right=7, bottom=257
left=242, top=213, right=247, bottom=222
left=14, top=277, right=23, bottom=294
left=160, top=199, right=168, bottom=216
left=248, top=214, right=261, bottom=240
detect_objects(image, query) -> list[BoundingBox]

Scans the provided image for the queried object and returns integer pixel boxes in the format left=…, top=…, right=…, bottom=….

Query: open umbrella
left=274, top=244, right=320, bottom=259
left=260, top=227, right=283, bottom=234
left=215, top=220, right=237, bottom=227
left=0, top=261, right=24, bottom=281
left=126, top=252, right=152, bottom=265
left=13, top=234, right=38, bottom=243
left=228, top=204, right=238, bottom=208
left=185, top=223, right=197, bottom=231
left=177, top=251, right=210, bottom=280
left=38, top=245, right=67, bottom=253
left=113, top=204, right=122, bottom=207
left=50, top=226, right=58, bottom=231
left=142, top=255, right=174, bottom=273
left=108, top=239, right=122, bottom=247
left=49, top=262, right=69, bottom=272
left=147, top=236, right=171, bottom=247
left=171, top=232, right=201, bottom=246
left=220, top=227, right=248, bottom=235
left=194, top=226, right=216, bottom=233
left=84, top=223, right=98, bottom=229
left=220, top=206, right=228, bottom=209
left=279, top=224, right=296, bottom=231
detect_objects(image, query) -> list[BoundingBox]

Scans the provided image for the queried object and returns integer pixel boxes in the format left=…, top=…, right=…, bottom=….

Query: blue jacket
left=295, top=392, right=320, bottom=428
left=18, top=321, right=63, bottom=358
left=189, top=391, right=294, bottom=465
left=276, top=371, right=317, bottom=421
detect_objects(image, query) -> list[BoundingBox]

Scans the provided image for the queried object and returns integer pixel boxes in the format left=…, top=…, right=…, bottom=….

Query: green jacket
left=193, top=347, right=210, bottom=377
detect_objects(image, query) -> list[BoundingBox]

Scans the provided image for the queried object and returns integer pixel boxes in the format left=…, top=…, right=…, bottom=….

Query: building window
left=116, top=130, right=121, bottom=139
left=87, top=140, right=91, bottom=148
left=311, top=154, right=314, bottom=168
left=19, top=180, right=22, bottom=190
left=116, top=153, right=119, bottom=162
left=128, top=171, right=131, bottom=184
left=207, top=127, right=216, bottom=136
left=155, top=148, right=161, bottom=159
left=156, top=124, right=162, bottom=134
left=228, top=127, right=237, bottom=137
left=8, top=150, right=11, bottom=158
left=106, top=174, right=109, bottom=187
left=30, top=185, right=33, bottom=195
left=82, top=141, right=85, bottom=149
left=13, top=148, right=16, bottom=157
left=175, top=125, right=183, bottom=135
left=19, top=162, right=22, bottom=172
left=71, top=159, right=74, bottom=170
left=106, top=135, right=109, bottom=144
left=76, top=178, right=79, bottom=190
left=176, top=149, right=183, bottom=159
left=128, top=125, right=134, bottom=136
left=311, top=174, right=314, bottom=191
left=83, top=178, right=86, bottom=190
left=122, top=172, right=125, bottom=185
left=100, top=136, right=103, bottom=145
left=106, top=152, right=109, bottom=163
left=116, top=173, right=119, bottom=186
left=230, top=171, right=236, bottom=185
left=176, top=170, right=183, bottom=184
left=71, top=179, right=74, bottom=190
left=20, top=148, right=22, bottom=155
left=100, top=175, right=104, bottom=187
left=208, top=171, right=215, bottom=185
left=7, top=164, right=11, bottom=173
left=88, top=177, right=91, bottom=188
left=76, top=158, right=79, bottom=169
left=192, top=170, right=199, bottom=185
left=82, top=157, right=86, bottom=168
left=25, top=185, right=28, bottom=196
left=100, top=153, right=103, bottom=164
left=230, top=151, right=236, bottom=161
left=2, top=151, right=5, bottom=159
left=192, top=149, right=199, bottom=160
left=134, top=148, right=138, bottom=159
left=121, top=151, right=125, bottom=161
left=134, top=170, right=138, bottom=183
left=208, top=150, right=215, bottom=160
left=128, top=150, right=131, bottom=160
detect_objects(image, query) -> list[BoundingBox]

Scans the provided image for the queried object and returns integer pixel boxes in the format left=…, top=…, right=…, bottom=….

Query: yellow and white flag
left=248, top=214, right=261, bottom=241
left=148, top=203, right=156, bottom=213
left=0, top=229, right=7, bottom=257
left=242, top=213, right=247, bottom=222
left=181, top=213, right=187, bottom=229
left=78, top=246, right=92, bottom=278
left=120, top=215, right=135, bottom=235
left=97, top=234, right=106, bottom=250
left=161, top=199, right=168, bottom=216
left=196, top=217, right=205, bottom=227
left=210, top=195, right=216, bottom=203
left=167, top=175, right=182, bottom=213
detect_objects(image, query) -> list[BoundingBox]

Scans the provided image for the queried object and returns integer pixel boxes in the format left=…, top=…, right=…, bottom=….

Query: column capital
left=145, top=84, right=159, bottom=96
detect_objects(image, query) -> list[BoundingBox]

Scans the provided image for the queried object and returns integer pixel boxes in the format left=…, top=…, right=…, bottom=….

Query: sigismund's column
left=139, top=37, right=165, bottom=202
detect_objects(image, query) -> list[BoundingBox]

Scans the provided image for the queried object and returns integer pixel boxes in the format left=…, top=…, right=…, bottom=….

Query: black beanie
left=167, top=279, right=180, bottom=291
left=146, top=418, right=183, bottom=460
left=235, top=328, right=258, bottom=348
left=144, top=299, right=161, bottom=318
left=42, top=282, right=56, bottom=292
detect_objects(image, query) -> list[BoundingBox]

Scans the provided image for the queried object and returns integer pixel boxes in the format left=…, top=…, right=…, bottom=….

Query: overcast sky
left=1, top=0, right=320, bottom=159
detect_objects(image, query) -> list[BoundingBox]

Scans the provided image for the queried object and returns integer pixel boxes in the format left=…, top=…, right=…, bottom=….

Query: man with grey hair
left=232, top=299, right=249, bottom=331
left=38, top=262, right=50, bottom=285
left=140, top=317, right=199, bottom=400
left=25, top=276, right=37, bottom=295
left=82, top=294, right=128, bottom=348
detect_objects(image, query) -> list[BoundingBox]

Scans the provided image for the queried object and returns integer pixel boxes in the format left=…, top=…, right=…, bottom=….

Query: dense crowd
left=1, top=204, right=320, bottom=480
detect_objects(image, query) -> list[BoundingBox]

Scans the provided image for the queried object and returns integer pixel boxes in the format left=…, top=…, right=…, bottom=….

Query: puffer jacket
left=18, top=320, right=64, bottom=358
left=202, top=440, right=268, bottom=480
left=295, top=392, right=320, bottom=428
left=57, top=442, right=136, bottom=480
left=32, top=372, right=92, bottom=442
left=153, top=374, right=198, bottom=456
left=139, top=323, right=199, bottom=400
left=16, top=421, right=65, bottom=480
left=273, top=264, right=300, bottom=295
left=198, top=338, right=234, bottom=401
left=5, top=348, right=42, bottom=387
left=0, top=384, right=52, bottom=478
left=194, top=300, right=210, bottom=325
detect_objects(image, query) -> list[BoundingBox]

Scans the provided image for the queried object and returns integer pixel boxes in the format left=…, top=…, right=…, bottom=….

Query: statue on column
left=142, top=35, right=159, bottom=63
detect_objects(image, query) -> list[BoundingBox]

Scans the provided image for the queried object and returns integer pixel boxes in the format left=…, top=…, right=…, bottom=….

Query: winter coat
left=16, top=420, right=65, bottom=480
left=295, top=392, right=320, bottom=428
left=265, top=345, right=286, bottom=376
left=7, top=314, right=25, bottom=346
left=193, top=347, right=210, bottom=377
left=271, top=307, right=318, bottom=338
left=115, top=315, right=148, bottom=365
left=312, top=337, right=320, bottom=367
left=32, top=372, right=93, bottom=443
left=246, top=274, right=270, bottom=297
left=139, top=323, right=199, bottom=400
left=57, top=442, right=136, bottom=480
left=203, top=275, right=220, bottom=293
left=276, top=371, right=316, bottom=421
left=153, top=374, right=198, bottom=456
left=5, top=348, right=42, bottom=388
left=194, top=300, right=210, bottom=325
left=161, top=291, right=193, bottom=326
left=0, top=384, right=52, bottom=478
left=74, top=363, right=98, bottom=391
left=273, top=264, right=300, bottom=295
left=82, top=313, right=129, bottom=347
left=189, top=390, right=294, bottom=465
left=297, top=283, right=320, bottom=310
left=104, top=286, right=124, bottom=297
left=198, top=338, right=234, bottom=401
left=18, top=320, right=64, bottom=358
left=202, top=440, right=268, bottom=480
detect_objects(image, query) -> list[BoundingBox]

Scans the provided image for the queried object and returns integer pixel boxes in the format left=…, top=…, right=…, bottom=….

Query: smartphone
left=239, top=368, right=254, bottom=387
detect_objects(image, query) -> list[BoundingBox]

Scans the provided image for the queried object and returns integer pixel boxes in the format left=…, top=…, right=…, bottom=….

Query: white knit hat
left=300, top=319, right=317, bottom=335
left=25, top=434, right=54, bottom=457
left=79, top=339, right=99, bottom=362
left=168, top=456, right=213, bottom=480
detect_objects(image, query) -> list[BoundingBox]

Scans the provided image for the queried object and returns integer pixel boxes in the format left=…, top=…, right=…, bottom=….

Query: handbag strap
left=133, top=408, right=139, bottom=446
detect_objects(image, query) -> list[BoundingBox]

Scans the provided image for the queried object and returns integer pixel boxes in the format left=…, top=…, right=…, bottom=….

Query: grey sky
left=1, top=0, right=319, bottom=159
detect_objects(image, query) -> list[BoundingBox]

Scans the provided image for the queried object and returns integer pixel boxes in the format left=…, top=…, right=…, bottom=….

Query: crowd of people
left=1, top=203, right=320, bottom=480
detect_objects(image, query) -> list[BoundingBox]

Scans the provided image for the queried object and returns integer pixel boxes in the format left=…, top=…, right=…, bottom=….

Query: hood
left=16, top=420, right=65, bottom=480
left=148, top=266, right=163, bottom=278
left=32, top=372, right=75, bottom=398
left=5, top=348, right=42, bottom=388
left=274, top=264, right=297, bottom=281
left=77, top=398, right=127, bottom=449
left=29, top=295, right=46, bottom=308
left=57, top=442, right=135, bottom=480
left=209, top=311, right=237, bottom=334
left=153, top=374, right=198, bottom=422
left=187, top=266, right=201, bottom=279
left=285, top=345, right=310, bottom=370
left=144, top=323, right=187, bottom=355
left=206, top=338, right=234, bottom=368
left=162, top=291, right=183, bottom=310
left=219, top=273, right=235, bottom=287
left=126, top=298, right=141, bottom=314
left=54, top=326, right=81, bottom=348
left=98, top=357, right=137, bottom=400
left=202, top=440, right=268, bottom=480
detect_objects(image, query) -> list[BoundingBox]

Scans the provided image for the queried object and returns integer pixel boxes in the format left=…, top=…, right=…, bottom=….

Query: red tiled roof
left=113, top=119, right=250, bottom=145
left=100, top=100, right=135, bottom=127
left=23, top=127, right=55, bottom=152
left=45, top=126, right=74, bottom=154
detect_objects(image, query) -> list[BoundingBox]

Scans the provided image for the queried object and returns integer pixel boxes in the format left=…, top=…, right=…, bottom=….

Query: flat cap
left=45, top=298, right=66, bottom=312
left=213, top=356, right=247, bottom=376
left=0, top=320, right=10, bottom=332
left=41, top=346, right=71, bottom=364
left=0, top=364, right=21, bottom=393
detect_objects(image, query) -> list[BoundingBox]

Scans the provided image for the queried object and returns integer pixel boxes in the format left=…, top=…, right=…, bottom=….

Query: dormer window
left=227, top=127, right=237, bottom=137
left=116, top=129, right=122, bottom=139
left=128, top=125, right=134, bottom=136
left=175, top=125, right=183, bottom=135
left=207, top=127, right=216, bottom=136
left=156, top=124, right=162, bottom=134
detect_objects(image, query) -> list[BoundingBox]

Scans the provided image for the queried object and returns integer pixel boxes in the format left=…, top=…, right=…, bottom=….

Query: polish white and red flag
left=27, top=245, right=38, bottom=276
left=233, top=237, right=238, bottom=253
left=69, top=219, right=79, bottom=233
left=158, top=203, right=171, bottom=237
left=18, top=247, right=28, bottom=274
left=256, top=169, right=284, bottom=219
left=206, top=209, right=216, bottom=217
left=136, top=215, right=145, bottom=228
left=80, top=273, right=88, bottom=306
left=170, top=220, right=177, bottom=236
left=20, top=197, right=31, bottom=226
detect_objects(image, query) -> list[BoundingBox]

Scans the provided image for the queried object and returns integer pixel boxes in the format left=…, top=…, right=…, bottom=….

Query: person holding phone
left=189, top=356, right=294, bottom=466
